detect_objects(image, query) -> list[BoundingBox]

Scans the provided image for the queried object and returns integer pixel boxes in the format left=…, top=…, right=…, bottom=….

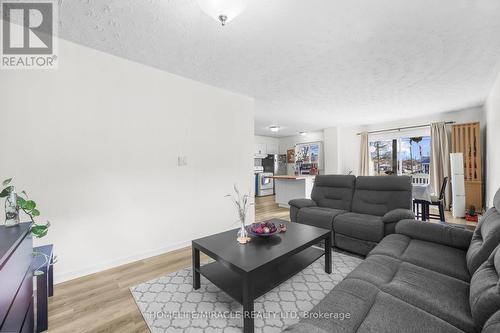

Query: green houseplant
left=1, top=178, right=50, bottom=237
left=1, top=178, right=51, bottom=275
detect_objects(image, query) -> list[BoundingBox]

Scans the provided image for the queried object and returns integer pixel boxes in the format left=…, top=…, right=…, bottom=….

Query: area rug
left=130, top=250, right=362, bottom=333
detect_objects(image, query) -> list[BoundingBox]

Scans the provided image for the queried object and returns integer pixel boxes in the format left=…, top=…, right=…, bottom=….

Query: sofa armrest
left=288, top=198, right=317, bottom=209
left=382, top=209, right=415, bottom=224
left=395, top=219, right=473, bottom=250
left=289, top=199, right=317, bottom=222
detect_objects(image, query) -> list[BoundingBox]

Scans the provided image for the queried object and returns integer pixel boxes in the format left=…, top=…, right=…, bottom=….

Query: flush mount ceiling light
left=299, top=131, right=307, bottom=136
left=197, top=0, right=247, bottom=26
left=269, top=126, right=280, bottom=132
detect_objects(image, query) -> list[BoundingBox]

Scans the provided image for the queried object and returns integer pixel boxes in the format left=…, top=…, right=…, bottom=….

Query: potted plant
left=1, top=178, right=51, bottom=274
left=465, top=206, right=479, bottom=222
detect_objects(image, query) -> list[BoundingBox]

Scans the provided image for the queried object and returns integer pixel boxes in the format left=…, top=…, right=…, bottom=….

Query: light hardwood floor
left=47, top=196, right=288, bottom=333
left=47, top=195, right=475, bottom=332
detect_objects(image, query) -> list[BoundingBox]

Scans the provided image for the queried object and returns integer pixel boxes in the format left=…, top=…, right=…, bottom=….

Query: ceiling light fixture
left=269, top=126, right=280, bottom=132
left=299, top=132, right=307, bottom=136
left=197, top=0, right=247, bottom=26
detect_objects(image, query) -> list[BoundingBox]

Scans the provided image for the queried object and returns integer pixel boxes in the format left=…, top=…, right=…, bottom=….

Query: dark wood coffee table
left=192, top=219, right=331, bottom=333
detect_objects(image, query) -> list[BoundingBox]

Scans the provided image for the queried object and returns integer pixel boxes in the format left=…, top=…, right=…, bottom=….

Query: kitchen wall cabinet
left=255, top=143, right=266, bottom=156
left=266, top=143, right=279, bottom=155
left=254, top=143, right=291, bottom=156
left=279, top=145, right=289, bottom=155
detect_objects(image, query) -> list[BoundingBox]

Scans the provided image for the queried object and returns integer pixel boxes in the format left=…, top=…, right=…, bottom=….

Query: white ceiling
left=58, top=0, right=500, bottom=137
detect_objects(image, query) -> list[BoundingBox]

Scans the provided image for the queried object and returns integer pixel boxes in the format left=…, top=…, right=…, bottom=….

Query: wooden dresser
left=0, top=222, right=34, bottom=333
left=451, top=122, right=483, bottom=210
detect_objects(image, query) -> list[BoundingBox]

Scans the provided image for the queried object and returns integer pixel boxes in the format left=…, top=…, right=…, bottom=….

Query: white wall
left=0, top=39, right=255, bottom=283
left=326, top=106, right=485, bottom=176
left=485, top=72, right=500, bottom=207
left=323, top=127, right=341, bottom=174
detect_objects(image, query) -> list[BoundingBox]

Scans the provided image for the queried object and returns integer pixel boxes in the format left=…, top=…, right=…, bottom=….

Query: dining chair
left=413, top=199, right=429, bottom=221
left=428, top=177, right=448, bottom=221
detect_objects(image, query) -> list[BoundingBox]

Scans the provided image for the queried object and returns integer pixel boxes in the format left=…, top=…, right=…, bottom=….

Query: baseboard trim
left=54, top=239, right=192, bottom=284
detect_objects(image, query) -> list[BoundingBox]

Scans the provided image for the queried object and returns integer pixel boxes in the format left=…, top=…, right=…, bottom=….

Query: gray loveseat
left=289, top=175, right=414, bottom=255
left=285, top=189, right=500, bottom=333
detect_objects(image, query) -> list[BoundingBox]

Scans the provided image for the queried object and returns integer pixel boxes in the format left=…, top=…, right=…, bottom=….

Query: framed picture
left=287, top=149, right=295, bottom=163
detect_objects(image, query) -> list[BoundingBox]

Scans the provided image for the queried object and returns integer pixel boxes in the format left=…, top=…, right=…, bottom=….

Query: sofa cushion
left=310, top=175, right=356, bottom=210
left=346, top=254, right=400, bottom=288
left=357, top=292, right=465, bottom=333
left=284, top=322, right=328, bottom=333
left=283, top=278, right=380, bottom=333
left=402, top=240, right=470, bottom=282
left=396, top=219, right=473, bottom=250
left=351, top=176, right=412, bottom=216
left=285, top=276, right=466, bottom=333
left=370, top=235, right=470, bottom=281
left=297, top=207, right=345, bottom=230
left=334, top=234, right=377, bottom=256
left=368, top=233, right=411, bottom=258
left=466, top=196, right=500, bottom=275
left=470, top=246, right=500, bottom=330
left=381, top=262, right=474, bottom=332
left=333, top=213, right=384, bottom=242
left=482, top=310, right=500, bottom=333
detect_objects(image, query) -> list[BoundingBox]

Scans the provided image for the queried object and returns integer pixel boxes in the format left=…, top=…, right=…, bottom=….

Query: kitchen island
left=270, top=175, right=316, bottom=208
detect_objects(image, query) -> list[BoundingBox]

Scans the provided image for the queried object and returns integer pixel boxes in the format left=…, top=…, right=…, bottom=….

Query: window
left=398, top=136, right=431, bottom=184
left=399, top=136, right=431, bottom=175
left=369, top=131, right=431, bottom=181
left=369, top=140, right=396, bottom=175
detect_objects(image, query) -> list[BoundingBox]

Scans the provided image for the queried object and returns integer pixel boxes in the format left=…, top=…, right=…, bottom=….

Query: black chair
left=428, top=177, right=448, bottom=221
left=413, top=199, right=430, bottom=221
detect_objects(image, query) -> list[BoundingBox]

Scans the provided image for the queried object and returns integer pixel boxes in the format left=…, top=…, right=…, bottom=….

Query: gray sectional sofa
left=289, top=175, right=414, bottom=255
left=285, top=189, right=500, bottom=333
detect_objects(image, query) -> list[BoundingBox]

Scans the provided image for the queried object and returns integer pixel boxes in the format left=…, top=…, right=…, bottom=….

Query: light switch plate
left=177, top=156, right=187, bottom=166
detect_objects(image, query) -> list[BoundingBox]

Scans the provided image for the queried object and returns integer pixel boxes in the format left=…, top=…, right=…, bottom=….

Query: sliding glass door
left=368, top=131, right=431, bottom=182
left=398, top=136, right=431, bottom=183
left=369, top=139, right=397, bottom=175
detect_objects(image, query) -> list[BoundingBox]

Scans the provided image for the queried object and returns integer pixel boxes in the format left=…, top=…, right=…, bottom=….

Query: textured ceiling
left=57, top=0, right=500, bottom=136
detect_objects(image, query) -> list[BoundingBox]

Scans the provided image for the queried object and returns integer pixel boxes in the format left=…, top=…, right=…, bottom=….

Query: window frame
left=368, top=127, right=431, bottom=176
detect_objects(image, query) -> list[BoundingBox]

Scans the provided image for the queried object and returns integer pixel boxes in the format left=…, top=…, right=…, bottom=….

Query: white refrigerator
left=450, top=153, right=466, bottom=218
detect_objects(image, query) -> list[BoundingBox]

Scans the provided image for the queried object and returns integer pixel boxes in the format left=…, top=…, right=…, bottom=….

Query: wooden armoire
left=451, top=122, right=483, bottom=211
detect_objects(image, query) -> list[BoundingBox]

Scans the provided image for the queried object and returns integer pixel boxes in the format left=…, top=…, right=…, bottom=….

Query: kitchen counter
left=269, top=175, right=316, bottom=180
left=273, top=175, right=316, bottom=208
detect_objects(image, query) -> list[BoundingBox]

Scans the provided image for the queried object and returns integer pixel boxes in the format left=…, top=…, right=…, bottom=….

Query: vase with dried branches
left=225, top=184, right=253, bottom=244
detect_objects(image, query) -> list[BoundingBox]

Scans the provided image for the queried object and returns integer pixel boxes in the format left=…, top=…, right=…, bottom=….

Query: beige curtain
left=430, top=122, right=450, bottom=209
left=359, top=132, right=370, bottom=176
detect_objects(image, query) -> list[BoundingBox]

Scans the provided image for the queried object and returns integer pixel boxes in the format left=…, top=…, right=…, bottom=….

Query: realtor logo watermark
left=1, top=0, right=58, bottom=69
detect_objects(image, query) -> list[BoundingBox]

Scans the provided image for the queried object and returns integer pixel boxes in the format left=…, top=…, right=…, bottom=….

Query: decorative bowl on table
left=247, top=221, right=279, bottom=237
